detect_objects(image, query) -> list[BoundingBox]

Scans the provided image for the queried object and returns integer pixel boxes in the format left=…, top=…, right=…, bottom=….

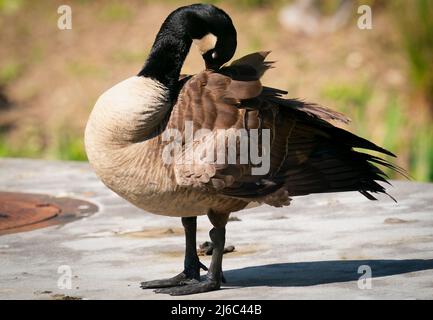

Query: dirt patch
left=159, top=250, right=185, bottom=259
left=50, top=293, right=82, bottom=300
left=154, top=243, right=263, bottom=259
left=117, top=227, right=184, bottom=239
left=34, top=291, right=82, bottom=300
left=384, top=217, right=418, bottom=224
left=228, top=244, right=265, bottom=257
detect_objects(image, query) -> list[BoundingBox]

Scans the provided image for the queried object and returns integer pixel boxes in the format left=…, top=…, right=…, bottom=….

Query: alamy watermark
left=357, top=5, right=373, bottom=30
left=162, top=121, right=270, bottom=176
left=357, top=265, right=372, bottom=289
left=57, top=5, right=72, bottom=30
left=57, top=265, right=72, bottom=289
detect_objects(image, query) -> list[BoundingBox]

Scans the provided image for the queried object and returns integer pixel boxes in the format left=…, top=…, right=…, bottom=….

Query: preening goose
left=84, top=4, right=404, bottom=295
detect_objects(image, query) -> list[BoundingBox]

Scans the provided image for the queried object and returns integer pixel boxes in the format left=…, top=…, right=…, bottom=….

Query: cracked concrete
left=0, top=158, right=432, bottom=299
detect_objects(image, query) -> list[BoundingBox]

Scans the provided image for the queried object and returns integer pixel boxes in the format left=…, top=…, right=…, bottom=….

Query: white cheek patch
left=193, top=33, right=217, bottom=54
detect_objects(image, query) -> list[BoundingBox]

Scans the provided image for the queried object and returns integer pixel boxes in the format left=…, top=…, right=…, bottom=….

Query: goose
left=84, top=3, right=404, bottom=295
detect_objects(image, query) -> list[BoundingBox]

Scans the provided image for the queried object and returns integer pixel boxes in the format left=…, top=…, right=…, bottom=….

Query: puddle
left=229, top=244, right=263, bottom=256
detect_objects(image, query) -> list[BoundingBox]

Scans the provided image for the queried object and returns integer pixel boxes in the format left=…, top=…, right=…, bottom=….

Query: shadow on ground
left=224, top=259, right=433, bottom=287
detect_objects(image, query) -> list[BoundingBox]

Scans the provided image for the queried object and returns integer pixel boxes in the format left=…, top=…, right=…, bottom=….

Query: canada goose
left=84, top=4, right=404, bottom=295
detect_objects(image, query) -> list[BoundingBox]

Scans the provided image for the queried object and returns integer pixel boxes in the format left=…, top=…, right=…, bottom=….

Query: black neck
left=138, top=11, right=193, bottom=96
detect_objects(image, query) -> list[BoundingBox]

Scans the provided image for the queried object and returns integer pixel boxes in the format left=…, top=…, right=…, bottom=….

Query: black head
left=184, top=4, right=237, bottom=70
left=140, top=4, right=237, bottom=92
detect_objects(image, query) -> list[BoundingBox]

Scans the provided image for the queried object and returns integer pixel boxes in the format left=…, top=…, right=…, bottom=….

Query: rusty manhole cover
left=0, top=192, right=98, bottom=235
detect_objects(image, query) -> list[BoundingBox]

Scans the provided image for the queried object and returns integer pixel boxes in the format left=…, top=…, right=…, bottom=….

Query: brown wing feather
left=167, top=52, right=404, bottom=206
left=168, top=70, right=258, bottom=189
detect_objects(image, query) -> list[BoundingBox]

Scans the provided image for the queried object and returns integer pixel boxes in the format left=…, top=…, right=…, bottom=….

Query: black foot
left=140, top=261, right=208, bottom=289
left=154, top=277, right=220, bottom=296
left=140, top=272, right=190, bottom=289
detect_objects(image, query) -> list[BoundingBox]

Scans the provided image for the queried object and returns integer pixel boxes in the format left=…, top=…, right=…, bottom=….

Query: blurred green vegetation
left=0, top=125, right=87, bottom=161
left=0, top=61, right=24, bottom=85
left=203, top=0, right=280, bottom=8
left=51, top=131, right=87, bottom=161
left=0, top=0, right=24, bottom=15
left=321, top=81, right=433, bottom=181
left=393, top=0, right=433, bottom=109
left=392, top=0, right=433, bottom=181
left=411, top=128, right=433, bottom=182
left=0, top=0, right=432, bottom=182
left=98, top=1, right=133, bottom=21
left=0, top=124, right=45, bottom=158
left=321, top=81, right=373, bottom=138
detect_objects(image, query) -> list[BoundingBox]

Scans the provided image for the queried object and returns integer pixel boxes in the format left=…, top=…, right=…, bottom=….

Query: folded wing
left=167, top=52, right=404, bottom=206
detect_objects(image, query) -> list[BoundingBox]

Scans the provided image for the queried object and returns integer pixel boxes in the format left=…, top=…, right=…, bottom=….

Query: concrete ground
left=0, top=158, right=432, bottom=300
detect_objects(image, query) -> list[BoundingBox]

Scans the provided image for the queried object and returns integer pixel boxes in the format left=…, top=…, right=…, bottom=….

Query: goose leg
left=155, top=211, right=228, bottom=296
left=140, top=216, right=207, bottom=289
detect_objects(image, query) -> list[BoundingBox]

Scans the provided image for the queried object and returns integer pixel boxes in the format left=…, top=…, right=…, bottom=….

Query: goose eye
left=212, top=51, right=218, bottom=59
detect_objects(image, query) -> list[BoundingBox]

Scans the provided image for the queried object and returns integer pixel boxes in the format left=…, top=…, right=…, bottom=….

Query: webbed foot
left=154, top=276, right=220, bottom=296
left=140, top=261, right=208, bottom=289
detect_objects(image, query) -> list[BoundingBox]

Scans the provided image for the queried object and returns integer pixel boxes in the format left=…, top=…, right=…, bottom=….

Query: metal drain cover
left=0, top=192, right=98, bottom=235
